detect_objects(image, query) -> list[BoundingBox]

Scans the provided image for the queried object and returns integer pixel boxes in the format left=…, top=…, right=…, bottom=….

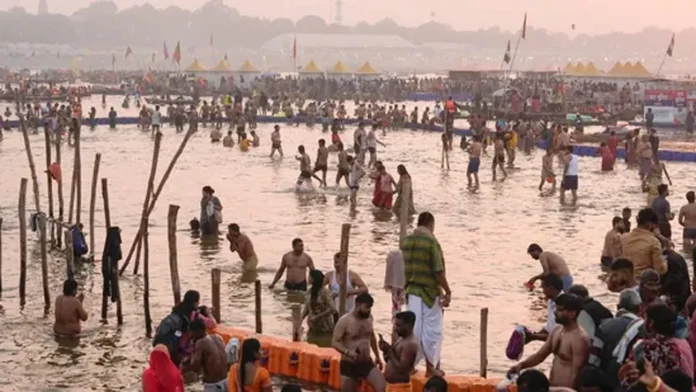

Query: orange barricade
left=211, top=326, right=507, bottom=392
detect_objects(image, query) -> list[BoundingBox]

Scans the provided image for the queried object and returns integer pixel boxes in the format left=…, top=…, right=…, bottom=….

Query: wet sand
left=0, top=102, right=695, bottom=391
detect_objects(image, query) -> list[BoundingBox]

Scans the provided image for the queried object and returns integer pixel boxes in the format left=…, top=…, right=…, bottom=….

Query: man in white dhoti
left=401, top=212, right=452, bottom=377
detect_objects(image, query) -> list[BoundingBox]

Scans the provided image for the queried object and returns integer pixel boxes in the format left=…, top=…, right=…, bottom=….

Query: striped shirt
left=402, top=227, right=445, bottom=307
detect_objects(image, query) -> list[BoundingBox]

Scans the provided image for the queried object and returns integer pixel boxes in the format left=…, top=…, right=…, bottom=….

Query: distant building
left=38, top=0, right=48, bottom=14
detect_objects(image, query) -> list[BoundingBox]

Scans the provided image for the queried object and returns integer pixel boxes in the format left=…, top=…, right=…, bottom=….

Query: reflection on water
left=0, top=107, right=694, bottom=390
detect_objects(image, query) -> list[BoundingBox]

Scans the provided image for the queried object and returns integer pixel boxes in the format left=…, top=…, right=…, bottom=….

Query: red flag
left=666, top=33, right=675, bottom=57
left=125, top=46, right=133, bottom=58
left=521, top=13, right=527, bottom=40
left=163, top=41, right=169, bottom=60
left=293, top=35, right=297, bottom=60
left=173, top=41, right=181, bottom=65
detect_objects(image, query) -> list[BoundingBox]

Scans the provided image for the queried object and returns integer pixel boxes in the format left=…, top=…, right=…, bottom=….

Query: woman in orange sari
left=228, top=338, right=272, bottom=392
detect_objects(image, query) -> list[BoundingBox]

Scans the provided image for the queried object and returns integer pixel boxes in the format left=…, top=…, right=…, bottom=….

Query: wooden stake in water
left=121, top=128, right=195, bottom=274
left=292, top=306, right=302, bottom=342
left=168, top=204, right=181, bottom=305
left=19, top=115, right=42, bottom=214
left=18, top=178, right=28, bottom=308
left=255, top=279, right=263, bottom=334
left=338, top=223, right=351, bottom=317
left=39, top=214, right=50, bottom=310
left=133, top=131, right=162, bottom=275
left=89, top=153, right=101, bottom=256
left=211, top=268, right=221, bottom=323
left=479, top=307, right=489, bottom=378
left=143, top=218, right=152, bottom=336
left=44, top=126, right=55, bottom=247
left=74, top=125, right=83, bottom=225
left=64, top=228, right=75, bottom=280
left=56, top=125, right=64, bottom=248
left=399, top=180, right=412, bottom=245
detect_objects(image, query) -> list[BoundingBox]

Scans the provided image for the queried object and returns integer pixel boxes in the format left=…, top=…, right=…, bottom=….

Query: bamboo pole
left=120, top=128, right=195, bottom=274
left=211, top=268, right=221, bottom=322
left=101, top=179, right=111, bottom=228
left=18, top=178, right=28, bottom=308
left=338, top=223, right=351, bottom=317
left=133, top=131, right=162, bottom=275
left=100, top=178, right=110, bottom=321
left=0, top=217, right=3, bottom=296
left=399, top=180, right=412, bottom=245
left=65, top=228, right=74, bottom=280
left=143, top=218, right=152, bottom=336
left=44, top=126, right=55, bottom=246
left=19, top=115, right=42, bottom=214
left=89, top=153, right=101, bottom=256
left=56, top=124, right=64, bottom=248
left=255, top=279, right=262, bottom=334
left=68, top=165, right=76, bottom=226
left=75, top=125, right=82, bottom=225
left=39, top=214, right=50, bottom=310
left=292, top=305, right=302, bottom=342
left=479, top=307, right=489, bottom=378
left=168, top=204, right=181, bottom=305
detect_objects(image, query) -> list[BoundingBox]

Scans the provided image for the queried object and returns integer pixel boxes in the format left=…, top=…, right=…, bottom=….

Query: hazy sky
left=7, top=0, right=695, bottom=34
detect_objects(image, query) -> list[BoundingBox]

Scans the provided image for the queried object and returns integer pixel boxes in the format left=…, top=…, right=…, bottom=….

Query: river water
left=0, top=97, right=695, bottom=391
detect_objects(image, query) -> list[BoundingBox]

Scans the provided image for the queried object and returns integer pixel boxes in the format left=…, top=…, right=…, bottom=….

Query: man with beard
left=509, top=294, right=590, bottom=388
left=190, top=319, right=228, bottom=392
left=269, top=238, right=315, bottom=291
left=379, top=311, right=419, bottom=392
left=332, top=293, right=385, bottom=392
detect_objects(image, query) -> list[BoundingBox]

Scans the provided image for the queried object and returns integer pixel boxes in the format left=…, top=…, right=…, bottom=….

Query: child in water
left=239, top=133, right=250, bottom=152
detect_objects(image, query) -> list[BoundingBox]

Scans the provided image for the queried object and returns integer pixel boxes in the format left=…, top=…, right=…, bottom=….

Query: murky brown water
left=1, top=97, right=695, bottom=391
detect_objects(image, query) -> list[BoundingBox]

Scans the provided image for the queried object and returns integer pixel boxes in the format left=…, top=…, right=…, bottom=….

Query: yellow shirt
left=240, top=139, right=250, bottom=152
left=508, top=131, right=518, bottom=149
left=619, top=228, right=666, bottom=276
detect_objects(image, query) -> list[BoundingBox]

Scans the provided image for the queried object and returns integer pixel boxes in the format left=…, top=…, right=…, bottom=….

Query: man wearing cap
left=270, top=124, right=283, bottom=158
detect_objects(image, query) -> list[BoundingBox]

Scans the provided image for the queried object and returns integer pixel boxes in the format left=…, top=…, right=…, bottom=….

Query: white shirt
left=329, top=271, right=355, bottom=313
left=545, top=298, right=557, bottom=332
left=152, top=111, right=161, bottom=126
left=566, top=154, right=579, bottom=176
left=349, top=164, right=362, bottom=187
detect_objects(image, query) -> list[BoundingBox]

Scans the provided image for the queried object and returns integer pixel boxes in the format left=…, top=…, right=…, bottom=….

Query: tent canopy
left=356, top=61, right=378, bottom=74
left=237, top=60, right=258, bottom=72
left=186, top=59, right=207, bottom=72
left=301, top=60, right=322, bottom=73
left=572, top=62, right=586, bottom=75
left=631, top=61, right=652, bottom=77
left=563, top=62, right=575, bottom=74
left=211, top=59, right=231, bottom=72
left=607, top=62, right=624, bottom=75
left=329, top=60, right=351, bottom=74
left=584, top=62, right=601, bottom=76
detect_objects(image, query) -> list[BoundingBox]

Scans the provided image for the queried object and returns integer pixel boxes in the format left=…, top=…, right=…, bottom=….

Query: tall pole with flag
left=656, top=33, right=674, bottom=77
left=500, top=40, right=511, bottom=71
left=112, top=53, right=116, bottom=72
left=173, top=41, right=181, bottom=73
left=293, top=35, right=297, bottom=76
left=506, top=12, right=526, bottom=78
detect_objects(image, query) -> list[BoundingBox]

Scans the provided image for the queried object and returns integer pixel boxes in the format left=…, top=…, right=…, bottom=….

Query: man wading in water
left=54, top=279, right=88, bottom=337
left=332, top=293, right=385, bottom=392
left=190, top=319, right=229, bottom=392
left=269, top=238, right=315, bottom=291
left=227, top=223, right=258, bottom=273
left=379, top=311, right=419, bottom=392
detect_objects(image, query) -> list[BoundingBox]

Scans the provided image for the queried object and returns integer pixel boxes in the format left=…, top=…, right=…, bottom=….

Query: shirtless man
left=348, top=156, right=366, bottom=207
left=353, top=122, right=367, bottom=165
left=336, top=143, right=351, bottom=187
left=492, top=132, right=507, bottom=181
left=227, top=223, right=258, bottom=272
left=190, top=319, right=228, bottom=392
left=600, top=217, right=623, bottom=268
left=296, top=145, right=321, bottom=186
left=313, top=139, right=329, bottom=187
left=379, top=311, right=419, bottom=389
left=270, top=124, right=283, bottom=158
left=324, top=252, right=369, bottom=313
left=509, top=293, right=590, bottom=388
left=269, top=238, right=315, bottom=291
left=222, top=131, right=235, bottom=147
left=332, top=293, right=385, bottom=392
left=466, top=136, right=482, bottom=189
left=526, top=243, right=573, bottom=292
left=539, top=148, right=556, bottom=192
left=678, top=191, right=696, bottom=250
left=54, top=279, right=88, bottom=337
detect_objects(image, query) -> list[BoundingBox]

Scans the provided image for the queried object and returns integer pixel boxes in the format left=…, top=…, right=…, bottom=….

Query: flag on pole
left=210, top=34, right=214, bottom=47
left=125, top=46, right=133, bottom=58
left=293, top=35, right=297, bottom=60
left=503, top=40, right=511, bottom=63
left=666, top=33, right=675, bottom=57
left=173, top=41, right=181, bottom=65
left=163, top=41, right=169, bottom=60
left=112, top=53, right=116, bottom=67
left=522, top=13, right=527, bottom=39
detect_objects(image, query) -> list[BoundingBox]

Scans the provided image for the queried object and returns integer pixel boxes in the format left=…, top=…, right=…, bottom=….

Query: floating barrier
left=405, top=92, right=473, bottom=102
left=212, top=325, right=510, bottom=392
left=5, top=116, right=696, bottom=163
